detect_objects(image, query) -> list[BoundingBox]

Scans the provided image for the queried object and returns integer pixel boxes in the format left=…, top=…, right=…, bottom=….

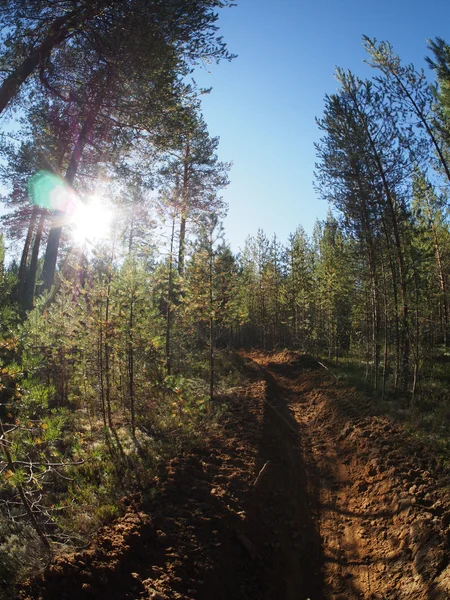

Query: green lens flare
left=27, top=170, right=70, bottom=211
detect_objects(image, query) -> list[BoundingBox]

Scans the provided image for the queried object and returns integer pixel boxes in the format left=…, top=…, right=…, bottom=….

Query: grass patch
left=318, top=351, right=450, bottom=465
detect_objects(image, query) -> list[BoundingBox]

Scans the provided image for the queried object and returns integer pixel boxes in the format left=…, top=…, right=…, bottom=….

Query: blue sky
left=193, top=0, right=450, bottom=252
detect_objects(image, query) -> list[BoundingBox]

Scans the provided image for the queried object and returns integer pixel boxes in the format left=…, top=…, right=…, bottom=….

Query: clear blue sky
left=193, top=0, right=450, bottom=252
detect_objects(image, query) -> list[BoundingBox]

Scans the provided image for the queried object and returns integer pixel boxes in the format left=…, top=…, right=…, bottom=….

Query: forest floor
left=19, top=351, right=450, bottom=600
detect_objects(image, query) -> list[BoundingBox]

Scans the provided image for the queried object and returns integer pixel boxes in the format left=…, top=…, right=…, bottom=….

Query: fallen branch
left=252, top=460, right=270, bottom=488
left=314, top=358, right=338, bottom=379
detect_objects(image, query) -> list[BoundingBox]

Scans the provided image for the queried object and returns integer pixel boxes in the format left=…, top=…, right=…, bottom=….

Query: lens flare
left=28, top=170, right=113, bottom=245
left=28, top=170, right=76, bottom=212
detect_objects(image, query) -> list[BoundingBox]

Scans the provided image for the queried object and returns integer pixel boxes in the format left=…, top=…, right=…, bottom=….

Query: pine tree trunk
left=98, top=303, right=107, bottom=429
left=178, top=215, right=186, bottom=276
left=25, top=210, right=46, bottom=309
left=411, top=259, right=421, bottom=405
left=381, top=260, right=389, bottom=400
left=430, top=220, right=449, bottom=346
left=209, top=233, right=214, bottom=402
left=177, top=142, right=191, bottom=275
left=348, top=83, right=410, bottom=391
left=379, top=215, right=400, bottom=391
left=166, top=219, right=175, bottom=374
left=0, top=16, right=73, bottom=114
left=105, top=275, right=112, bottom=428
left=128, top=294, right=135, bottom=435
left=41, top=88, right=103, bottom=290
left=372, top=276, right=380, bottom=391
left=17, top=207, right=39, bottom=302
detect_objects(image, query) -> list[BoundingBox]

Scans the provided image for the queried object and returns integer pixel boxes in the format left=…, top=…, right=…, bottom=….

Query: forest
left=1, top=1, right=450, bottom=597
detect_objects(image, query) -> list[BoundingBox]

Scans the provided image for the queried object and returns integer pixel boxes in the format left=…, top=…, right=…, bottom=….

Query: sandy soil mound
left=253, top=351, right=450, bottom=599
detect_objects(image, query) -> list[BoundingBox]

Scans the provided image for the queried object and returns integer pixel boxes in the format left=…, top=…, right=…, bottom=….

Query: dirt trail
left=19, top=352, right=450, bottom=600
left=253, top=351, right=450, bottom=599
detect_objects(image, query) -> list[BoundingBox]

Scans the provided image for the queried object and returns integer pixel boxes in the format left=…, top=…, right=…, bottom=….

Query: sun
left=27, top=171, right=114, bottom=246
left=71, top=195, right=113, bottom=245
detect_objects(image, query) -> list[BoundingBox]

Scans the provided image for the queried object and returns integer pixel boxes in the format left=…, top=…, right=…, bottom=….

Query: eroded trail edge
left=253, top=351, right=450, bottom=600
left=20, top=352, right=450, bottom=600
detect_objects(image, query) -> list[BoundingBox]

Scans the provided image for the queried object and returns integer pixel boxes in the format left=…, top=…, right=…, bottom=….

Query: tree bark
left=177, top=142, right=191, bottom=275
left=17, top=207, right=39, bottom=303
left=348, top=84, right=410, bottom=390
left=209, top=232, right=214, bottom=402
left=128, top=293, right=135, bottom=435
left=165, top=218, right=175, bottom=374
left=0, top=16, right=72, bottom=114
left=25, top=210, right=46, bottom=309
left=98, top=303, right=107, bottom=429
left=429, top=216, right=449, bottom=346
left=178, top=215, right=187, bottom=276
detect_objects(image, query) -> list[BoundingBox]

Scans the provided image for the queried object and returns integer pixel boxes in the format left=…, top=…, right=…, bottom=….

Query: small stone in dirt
left=148, top=589, right=168, bottom=600
left=366, top=460, right=378, bottom=477
left=81, top=583, right=93, bottom=593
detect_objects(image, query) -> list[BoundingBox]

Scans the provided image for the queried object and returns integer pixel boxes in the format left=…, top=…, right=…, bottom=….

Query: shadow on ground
left=18, top=353, right=323, bottom=600
left=198, top=354, right=324, bottom=600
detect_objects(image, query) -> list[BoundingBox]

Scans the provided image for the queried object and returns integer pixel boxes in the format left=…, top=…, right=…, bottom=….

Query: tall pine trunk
left=429, top=218, right=449, bottom=346
left=348, top=81, right=410, bottom=391
left=17, top=207, right=39, bottom=302
left=165, top=218, right=176, bottom=374
left=177, top=142, right=190, bottom=275
left=41, top=89, right=103, bottom=290
left=25, top=210, right=46, bottom=309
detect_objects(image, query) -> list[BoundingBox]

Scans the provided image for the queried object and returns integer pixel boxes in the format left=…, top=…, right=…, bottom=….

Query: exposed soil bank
left=19, top=351, right=450, bottom=599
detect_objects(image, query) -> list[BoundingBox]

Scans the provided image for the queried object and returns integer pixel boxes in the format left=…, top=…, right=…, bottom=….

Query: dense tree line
left=235, top=37, right=450, bottom=403
left=313, top=37, right=450, bottom=398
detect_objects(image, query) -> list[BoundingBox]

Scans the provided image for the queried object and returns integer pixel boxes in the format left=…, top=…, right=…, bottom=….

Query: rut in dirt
left=199, top=353, right=324, bottom=600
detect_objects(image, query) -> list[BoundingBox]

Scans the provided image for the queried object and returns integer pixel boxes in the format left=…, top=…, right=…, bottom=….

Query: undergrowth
left=0, top=346, right=243, bottom=596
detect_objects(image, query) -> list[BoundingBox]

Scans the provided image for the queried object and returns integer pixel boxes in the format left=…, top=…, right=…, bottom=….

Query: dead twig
left=252, top=460, right=270, bottom=488
left=314, top=359, right=338, bottom=380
